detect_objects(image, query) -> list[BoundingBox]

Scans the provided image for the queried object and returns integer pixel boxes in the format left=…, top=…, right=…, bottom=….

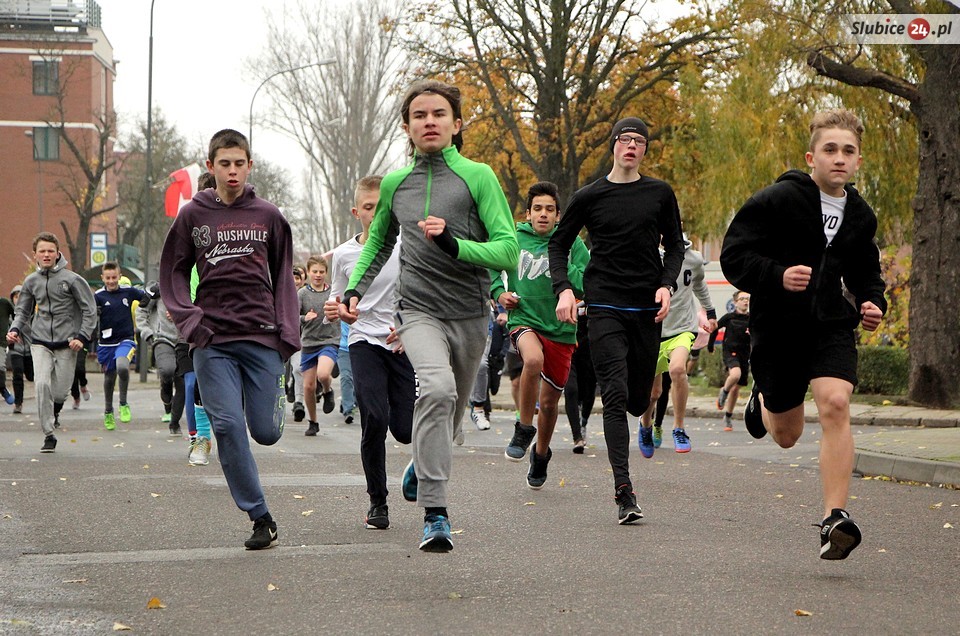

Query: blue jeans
left=193, top=341, right=285, bottom=520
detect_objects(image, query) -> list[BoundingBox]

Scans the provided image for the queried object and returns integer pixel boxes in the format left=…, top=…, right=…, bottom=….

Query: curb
left=854, top=450, right=960, bottom=488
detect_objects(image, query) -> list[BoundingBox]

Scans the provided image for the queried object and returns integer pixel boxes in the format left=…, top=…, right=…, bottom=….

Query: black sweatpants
left=350, top=341, right=416, bottom=505
left=588, top=307, right=661, bottom=489
left=563, top=315, right=596, bottom=441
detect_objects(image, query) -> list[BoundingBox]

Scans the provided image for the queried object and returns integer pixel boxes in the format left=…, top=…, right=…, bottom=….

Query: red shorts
left=510, top=327, right=576, bottom=391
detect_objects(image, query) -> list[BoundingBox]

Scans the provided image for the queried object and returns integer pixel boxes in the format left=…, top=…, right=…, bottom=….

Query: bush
left=699, top=348, right=727, bottom=388
left=856, top=346, right=908, bottom=395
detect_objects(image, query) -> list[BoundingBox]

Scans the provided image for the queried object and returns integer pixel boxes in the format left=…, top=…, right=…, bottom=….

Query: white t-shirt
left=820, top=190, right=846, bottom=246
left=326, top=233, right=402, bottom=350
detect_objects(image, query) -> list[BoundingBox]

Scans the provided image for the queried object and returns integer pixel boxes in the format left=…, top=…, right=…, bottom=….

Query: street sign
left=90, top=232, right=108, bottom=268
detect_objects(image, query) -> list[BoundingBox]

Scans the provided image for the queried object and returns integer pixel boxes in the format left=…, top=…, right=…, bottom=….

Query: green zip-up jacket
left=491, top=222, right=589, bottom=344
left=347, top=146, right=519, bottom=319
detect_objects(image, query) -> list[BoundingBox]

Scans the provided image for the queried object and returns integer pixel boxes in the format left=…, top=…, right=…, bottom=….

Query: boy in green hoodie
left=496, top=181, right=589, bottom=489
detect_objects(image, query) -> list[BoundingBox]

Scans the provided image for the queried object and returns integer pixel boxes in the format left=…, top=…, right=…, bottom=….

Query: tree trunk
left=907, top=45, right=960, bottom=407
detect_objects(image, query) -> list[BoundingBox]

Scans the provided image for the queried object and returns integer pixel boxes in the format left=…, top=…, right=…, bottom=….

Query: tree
left=36, top=50, right=119, bottom=270
left=799, top=0, right=959, bottom=406
left=401, top=0, right=729, bottom=208
left=255, top=0, right=406, bottom=252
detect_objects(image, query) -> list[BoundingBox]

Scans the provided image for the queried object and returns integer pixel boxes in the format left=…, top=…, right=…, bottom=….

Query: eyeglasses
left=616, top=134, right=647, bottom=147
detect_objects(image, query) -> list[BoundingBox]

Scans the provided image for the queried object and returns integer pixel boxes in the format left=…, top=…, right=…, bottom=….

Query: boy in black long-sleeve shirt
left=549, top=117, right=684, bottom=524
left=721, top=109, right=886, bottom=560
left=708, top=290, right=751, bottom=430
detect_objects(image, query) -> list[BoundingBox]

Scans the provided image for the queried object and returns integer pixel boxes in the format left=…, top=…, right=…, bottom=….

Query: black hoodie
left=720, top=170, right=886, bottom=338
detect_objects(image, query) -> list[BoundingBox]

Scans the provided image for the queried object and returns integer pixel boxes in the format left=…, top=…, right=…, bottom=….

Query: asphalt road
left=1, top=381, right=958, bottom=634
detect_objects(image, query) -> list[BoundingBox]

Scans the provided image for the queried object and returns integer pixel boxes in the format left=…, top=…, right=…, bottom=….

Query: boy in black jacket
left=720, top=109, right=886, bottom=560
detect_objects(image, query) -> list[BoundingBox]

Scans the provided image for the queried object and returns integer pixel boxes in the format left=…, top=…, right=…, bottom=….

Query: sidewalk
left=488, top=389, right=960, bottom=488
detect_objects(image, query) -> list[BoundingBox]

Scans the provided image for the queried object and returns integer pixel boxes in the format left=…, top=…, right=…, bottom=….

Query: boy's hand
left=782, top=265, right=812, bottom=292
left=555, top=289, right=578, bottom=324
left=704, top=317, right=718, bottom=333
left=386, top=326, right=404, bottom=354
left=304, top=309, right=318, bottom=322
left=338, top=295, right=361, bottom=325
left=498, top=291, right=520, bottom=310
left=418, top=215, right=446, bottom=239
left=68, top=338, right=83, bottom=352
left=860, top=301, right=883, bottom=331
left=6, top=331, right=19, bottom=345
left=496, top=312, right=508, bottom=327
left=654, top=287, right=671, bottom=323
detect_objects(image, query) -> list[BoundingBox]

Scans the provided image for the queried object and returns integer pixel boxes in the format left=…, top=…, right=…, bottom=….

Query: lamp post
left=141, top=0, right=157, bottom=383
left=248, top=59, right=336, bottom=151
left=24, top=129, right=43, bottom=232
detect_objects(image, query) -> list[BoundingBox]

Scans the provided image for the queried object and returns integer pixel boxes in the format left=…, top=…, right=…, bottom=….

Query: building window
left=32, top=60, right=59, bottom=95
left=32, top=127, right=60, bottom=161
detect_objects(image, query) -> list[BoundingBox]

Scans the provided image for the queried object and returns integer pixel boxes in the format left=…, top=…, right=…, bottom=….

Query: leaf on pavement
left=59, top=477, right=67, bottom=481
left=113, top=622, right=133, bottom=630
left=451, top=529, right=464, bottom=535
left=267, top=583, right=278, bottom=591
left=878, top=549, right=887, bottom=553
left=143, top=465, right=150, bottom=469
left=146, top=597, right=166, bottom=609
left=775, top=494, right=784, bottom=499
left=559, top=478, right=566, bottom=487
left=930, top=502, right=943, bottom=509
left=523, top=502, right=535, bottom=506
left=794, top=609, right=812, bottom=616
left=302, top=510, right=314, bottom=516
left=113, top=443, right=124, bottom=448
left=62, top=578, right=87, bottom=583
left=448, top=592, right=462, bottom=599
left=14, top=439, right=21, bottom=446
left=944, top=523, right=954, bottom=529
left=293, top=494, right=305, bottom=499
left=150, top=493, right=161, bottom=498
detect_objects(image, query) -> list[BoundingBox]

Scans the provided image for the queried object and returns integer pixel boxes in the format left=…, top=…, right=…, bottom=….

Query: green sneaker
left=104, top=412, right=116, bottom=431
left=653, top=425, right=663, bottom=449
left=161, top=413, right=172, bottom=424
left=119, top=403, right=132, bottom=423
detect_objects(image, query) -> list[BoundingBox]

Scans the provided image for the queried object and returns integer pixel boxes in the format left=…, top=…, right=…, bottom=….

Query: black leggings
left=563, top=335, right=596, bottom=441
left=9, top=353, right=34, bottom=406
left=70, top=349, right=88, bottom=400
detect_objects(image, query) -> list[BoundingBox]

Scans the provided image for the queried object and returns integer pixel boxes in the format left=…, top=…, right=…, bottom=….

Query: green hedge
left=856, top=345, right=908, bottom=395
left=696, top=345, right=907, bottom=395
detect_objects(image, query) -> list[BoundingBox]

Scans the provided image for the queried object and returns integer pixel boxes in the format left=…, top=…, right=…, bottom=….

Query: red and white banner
left=164, top=163, right=204, bottom=218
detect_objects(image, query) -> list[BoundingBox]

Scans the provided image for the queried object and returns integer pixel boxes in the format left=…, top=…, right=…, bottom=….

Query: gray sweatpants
left=31, top=345, right=77, bottom=436
left=396, top=309, right=487, bottom=508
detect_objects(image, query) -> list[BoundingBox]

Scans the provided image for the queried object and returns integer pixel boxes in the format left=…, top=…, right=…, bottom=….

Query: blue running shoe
left=638, top=423, right=655, bottom=459
left=673, top=427, right=691, bottom=453
left=401, top=459, right=418, bottom=502
left=419, top=514, right=453, bottom=552
left=3, top=392, right=14, bottom=405
left=653, top=425, right=663, bottom=448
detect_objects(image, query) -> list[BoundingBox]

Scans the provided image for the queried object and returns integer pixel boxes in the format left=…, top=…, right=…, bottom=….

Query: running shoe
left=13, top=403, right=22, bottom=414
left=744, top=385, right=766, bottom=439
left=103, top=412, right=116, bottom=431
left=419, top=514, right=453, bottom=552
left=305, top=420, right=320, bottom=436
left=188, top=436, right=212, bottom=466
left=365, top=504, right=390, bottom=530
left=343, top=410, right=355, bottom=425
left=3, top=389, right=15, bottom=405
left=638, top=423, right=655, bottom=458
left=817, top=508, right=862, bottom=560
left=162, top=412, right=172, bottom=424
left=81, top=387, right=90, bottom=401
left=614, top=484, right=643, bottom=524
left=293, top=402, right=305, bottom=422
left=673, top=428, right=691, bottom=453
left=527, top=446, right=552, bottom=490
left=169, top=423, right=182, bottom=437
left=504, top=422, right=536, bottom=461
left=72, top=397, right=80, bottom=409
left=118, top=403, right=132, bottom=423
left=470, top=408, right=491, bottom=431
left=653, top=425, right=663, bottom=448
left=244, top=516, right=278, bottom=550
left=717, top=387, right=729, bottom=410
left=572, top=438, right=586, bottom=454
left=40, top=435, right=57, bottom=453
left=723, top=414, right=733, bottom=432
left=322, top=389, right=336, bottom=414
left=401, top=459, right=418, bottom=502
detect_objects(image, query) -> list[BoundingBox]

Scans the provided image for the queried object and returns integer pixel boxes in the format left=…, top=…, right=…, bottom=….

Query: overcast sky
left=96, top=0, right=305, bottom=177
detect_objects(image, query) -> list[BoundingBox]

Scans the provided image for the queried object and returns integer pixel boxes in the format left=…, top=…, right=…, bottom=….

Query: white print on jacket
left=518, top=250, right=551, bottom=281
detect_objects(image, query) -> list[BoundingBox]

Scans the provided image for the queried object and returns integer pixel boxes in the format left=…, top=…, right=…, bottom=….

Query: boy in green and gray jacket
left=494, top=182, right=589, bottom=489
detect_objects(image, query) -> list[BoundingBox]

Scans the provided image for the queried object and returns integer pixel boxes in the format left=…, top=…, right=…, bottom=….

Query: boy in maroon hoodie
left=160, top=129, right=300, bottom=550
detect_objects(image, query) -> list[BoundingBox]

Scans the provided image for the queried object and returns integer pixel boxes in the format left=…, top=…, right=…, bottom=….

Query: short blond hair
left=354, top=175, right=383, bottom=207
left=809, top=109, right=864, bottom=151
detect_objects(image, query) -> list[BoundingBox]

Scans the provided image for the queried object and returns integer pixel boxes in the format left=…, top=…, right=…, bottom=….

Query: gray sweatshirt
left=136, top=296, right=181, bottom=348
left=10, top=254, right=97, bottom=349
left=662, top=246, right=715, bottom=338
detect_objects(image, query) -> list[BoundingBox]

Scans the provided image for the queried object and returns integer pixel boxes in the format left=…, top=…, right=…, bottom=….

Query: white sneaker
left=454, top=427, right=464, bottom=446
left=470, top=408, right=491, bottom=431
left=188, top=436, right=211, bottom=466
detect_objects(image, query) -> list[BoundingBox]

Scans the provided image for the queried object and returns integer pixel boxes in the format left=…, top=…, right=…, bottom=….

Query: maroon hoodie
left=159, top=184, right=300, bottom=360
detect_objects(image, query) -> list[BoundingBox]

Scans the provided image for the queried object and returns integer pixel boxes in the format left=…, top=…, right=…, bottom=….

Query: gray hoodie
left=661, top=245, right=715, bottom=338
left=10, top=253, right=97, bottom=349
left=136, top=296, right=181, bottom=348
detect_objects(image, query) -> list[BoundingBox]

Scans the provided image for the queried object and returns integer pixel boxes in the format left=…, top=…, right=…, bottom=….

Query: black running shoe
left=527, top=446, right=552, bottom=490
left=817, top=508, right=862, bottom=560
left=365, top=504, right=389, bottom=529
left=322, top=389, right=335, bottom=414
left=244, top=516, right=278, bottom=550
left=743, top=384, right=767, bottom=439
left=505, top=422, right=536, bottom=462
left=614, top=484, right=643, bottom=525
left=293, top=402, right=305, bottom=423
left=305, top=420, right=319, bottom=436
left=40, top=435, right=57, bottom=453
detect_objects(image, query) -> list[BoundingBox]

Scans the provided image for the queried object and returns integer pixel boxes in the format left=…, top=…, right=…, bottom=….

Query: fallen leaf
left=113, top=443, right=124, bottom=448
left=293, top=494, right=304, bottom=499
left=523, top=502, right=536, bottom=506
left=278, top=449, right=286, bottom=453
left=881, top=399, right=892, bottom=406
left=59, top=477, right=67, bottom=481
left=3, top=514, right=11, bottom=519
left=146, top=597, right=166, bottom=609
left=789, top=464, right=800, bottom=468
left=558, top=478, right=566, bottom=487
left=861, top=476, right=873, bottom=480
left=70, top=439, right=76, bottom=443
left=945, top=523, right=954, bottom=529
left=849, top=496, right=858, bottom=500
left=113, top=623, right=132, bottom=631
left=143, top=465, right=150, bottom=469
left=302, top=510, right=314, bottom=516
left=10, top=482, right=15, bottom=486
left=794, top=609, right=812, bottom=617
left=878, top=549, right=887, bottom=553
left=775, top=494, right=784, bottom=499
left=267, top=583, right=278, bottom=591
left=448, top=592, right=462, bottom=599
left=30, top=458, right=38, bottom=462
left=764, top=472, right=776, bottom=475
left=930, top=502, right=943, bottom=509
left=14, top=439, right=21, bottom=446
left=62, top=578, right=88, bottom=583
left=150, top=493, right=161, bottom=498
left=451, top=529, right=464, bottom=535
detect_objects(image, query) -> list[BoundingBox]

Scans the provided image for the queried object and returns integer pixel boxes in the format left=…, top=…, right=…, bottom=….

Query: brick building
left=0, top=0, right=117, bottom=291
